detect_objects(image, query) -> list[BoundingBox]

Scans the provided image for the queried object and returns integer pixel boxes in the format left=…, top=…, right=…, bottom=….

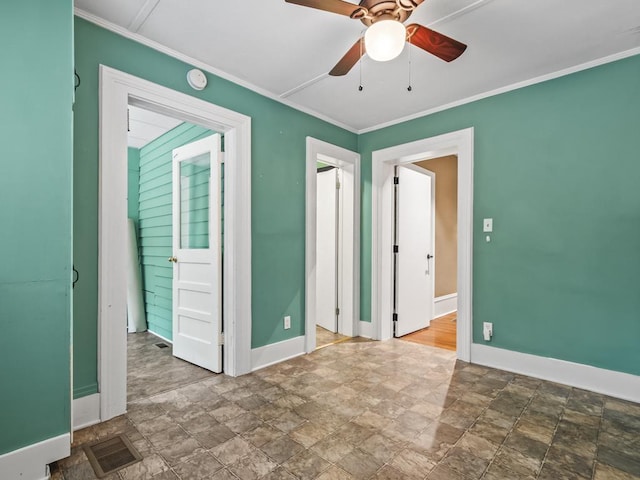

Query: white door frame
left=305, top=137, right=360, bottom=353
left=371, top=128, right=473, bottom=361
left=98, top=66, right=252, bottom=421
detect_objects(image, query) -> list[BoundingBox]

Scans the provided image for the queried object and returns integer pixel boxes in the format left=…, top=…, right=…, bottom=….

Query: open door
left=394, top=165, right=435, bottom=337
left=171, top=134, right=222, bottom=372
left=316, top=167, right=339, bottom=333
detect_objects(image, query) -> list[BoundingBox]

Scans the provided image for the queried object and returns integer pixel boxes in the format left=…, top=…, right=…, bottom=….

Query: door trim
left=305, top=137, right=360, bottom=353
left=98, top=66, right=252, bottom=421
left=371, top=128, right=473, bottom=361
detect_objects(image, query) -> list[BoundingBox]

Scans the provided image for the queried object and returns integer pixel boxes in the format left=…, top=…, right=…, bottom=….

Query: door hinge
left=335, top=307, right=340, bottom=316
left=393, top=313, right=398, bottom=322
left=393, top=245, right=399, bottom=253
left=393, top=176, right=399, bottom=184
left=219, top=333, right=224, bottom=345
left=336, top=181, right=341, bottom=189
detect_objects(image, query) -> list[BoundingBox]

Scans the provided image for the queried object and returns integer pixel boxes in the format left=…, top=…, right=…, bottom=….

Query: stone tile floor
left=53, top=337, right=640, bottom=479
left=316, top=326, right=350, bottom=349
left=127, top=332, right=215, bottom=403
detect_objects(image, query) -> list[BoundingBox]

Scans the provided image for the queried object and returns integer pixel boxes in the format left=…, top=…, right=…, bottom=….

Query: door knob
left=168, top=256, right=178, bottom=263
left=427, top=254, right=434, bottom=260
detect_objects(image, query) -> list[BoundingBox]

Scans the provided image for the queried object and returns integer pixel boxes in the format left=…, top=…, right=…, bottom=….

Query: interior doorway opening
left=371, top=128, right=473, bottom=362
left=305, top=137, right=360, bottom=353
left=315, top=164, right=348, bottom=349
left=98, top=67, right=251, bottom=423
left=125, top=105, right=221, bottom=403
left=396, top=155, right=459, bottom=353
left=392, top=164, right=436, bottom=338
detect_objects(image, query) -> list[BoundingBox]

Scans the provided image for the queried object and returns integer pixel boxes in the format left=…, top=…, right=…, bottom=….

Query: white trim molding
left=0, top=433, right=70, bottom=480
left=305, top=137, right=361, bottom=354
left=73, top=394, right=101, bottom=431
left=75, top=8, right=640, bottom=136
left=74, top=8, right=356, bottom=134
left=99, top=66, right=252, bottom=422
left=251, top=336, right=306, bottom=372
left=371, top=128, right=474, bottom=362
left=434, top=293, right=458, bottom=318
left=146, top=329, right=173, bottom=346
left=359, top=47, right=640, bottom=134
left=358, top=320, right=373, bottom=339
left=472, top=344, right=640, bottom=403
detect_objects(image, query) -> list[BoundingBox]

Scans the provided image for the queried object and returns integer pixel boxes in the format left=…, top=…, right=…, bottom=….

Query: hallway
left=55, top=339, right=640, bottom=479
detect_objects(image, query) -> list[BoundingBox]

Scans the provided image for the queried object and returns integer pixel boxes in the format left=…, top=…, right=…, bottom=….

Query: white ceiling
left=76, top=0, right=640, bottom=132
left=128, top=105, right=182, bottom=148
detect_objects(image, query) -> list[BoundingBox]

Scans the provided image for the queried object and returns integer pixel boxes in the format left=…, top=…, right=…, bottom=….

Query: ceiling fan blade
left=329, top=38, right=365, bottom=76
left=406, top=24, right=467, bottom=62
left=285, top=0, right=366, bottom=18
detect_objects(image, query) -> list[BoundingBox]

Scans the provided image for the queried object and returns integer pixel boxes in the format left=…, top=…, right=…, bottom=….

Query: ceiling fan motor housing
left=358, top=0, right=415, bottom=26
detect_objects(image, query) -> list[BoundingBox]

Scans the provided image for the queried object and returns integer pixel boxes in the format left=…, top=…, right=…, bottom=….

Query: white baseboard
left=251, top=336, right=306, bottom=372
left=147, top=329, right=173, bottom=345
left=434, top=293, right=457, bottom=317
left=358, top=320, right=373, bottom=339
left=0, top=433, right=70, bottom=480
left=471, top=344, right=640, bottom=403
left=73, top=393, right=101, bottom=431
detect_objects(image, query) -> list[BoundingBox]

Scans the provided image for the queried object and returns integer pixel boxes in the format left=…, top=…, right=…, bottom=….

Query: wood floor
left=400, top=311, right=457, bottom=351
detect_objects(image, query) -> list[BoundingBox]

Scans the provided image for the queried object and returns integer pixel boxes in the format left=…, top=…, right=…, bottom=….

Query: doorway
left=392, top=164, right=436, bottom=338
left=398, top=155, right=459, bottom=352
left=305, top=137, right=360, bottom=353
left=98, top=67, right=252, bottom=422
left=370, top=128, right=474, bottom=362
left=316, top=165, right=342, bottom=347
left=126, top=106, right=222, bottom=402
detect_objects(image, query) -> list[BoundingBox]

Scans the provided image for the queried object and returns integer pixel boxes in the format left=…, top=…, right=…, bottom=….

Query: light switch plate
left=483, top=218, right=493, bottom=232
left=483, top=322, right=493, bottom=341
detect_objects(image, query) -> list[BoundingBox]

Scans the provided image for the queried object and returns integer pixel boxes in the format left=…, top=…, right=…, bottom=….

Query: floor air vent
left=83, top=434, right=142, bottom=478
left=155, top=342, right=169, bottom=349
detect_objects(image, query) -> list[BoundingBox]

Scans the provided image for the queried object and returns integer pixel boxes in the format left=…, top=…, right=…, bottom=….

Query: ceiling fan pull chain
left=407, top=44, right=413, bottom=92
left=358, top=34, right=364, bottom=92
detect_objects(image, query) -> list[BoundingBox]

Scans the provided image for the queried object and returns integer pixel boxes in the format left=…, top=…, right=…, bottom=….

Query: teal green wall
left=138, top=123, right=213, bottom=340
left=72, top=16, right=639, bottom=399
left=73, top=18, right=357, bottom=396
left=359, top=54, right=640, bottom=376
left=0, top=1, right=73, bottom=454
left=128, top=147, right=140, bottom=223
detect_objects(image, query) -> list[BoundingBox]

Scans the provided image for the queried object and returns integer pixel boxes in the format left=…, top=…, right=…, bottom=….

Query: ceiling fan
left=285, top=0, right=467, bottom=76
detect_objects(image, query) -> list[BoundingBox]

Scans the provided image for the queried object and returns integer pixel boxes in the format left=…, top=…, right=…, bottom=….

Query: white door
left=394, top=165, right=435, bottom=337
left=171, top=134, right=222, bottom=372
left=316, top=167, right=339, bottom=333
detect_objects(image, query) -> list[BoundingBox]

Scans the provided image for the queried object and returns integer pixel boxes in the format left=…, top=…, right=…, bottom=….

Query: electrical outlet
left=483, top=322, right=493, bottom=341
left=284, top=316, right=291, bottom=330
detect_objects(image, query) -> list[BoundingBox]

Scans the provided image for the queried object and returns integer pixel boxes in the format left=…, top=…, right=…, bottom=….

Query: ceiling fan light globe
left=364, top=20, right=406, bottom=62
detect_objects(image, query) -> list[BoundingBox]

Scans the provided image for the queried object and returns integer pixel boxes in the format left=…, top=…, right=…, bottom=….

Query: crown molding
left=74, top=8, right=639, bottom=136
left=73, top=8, right=358, bottom=134
left=359, top=46, right=640, bottom=134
